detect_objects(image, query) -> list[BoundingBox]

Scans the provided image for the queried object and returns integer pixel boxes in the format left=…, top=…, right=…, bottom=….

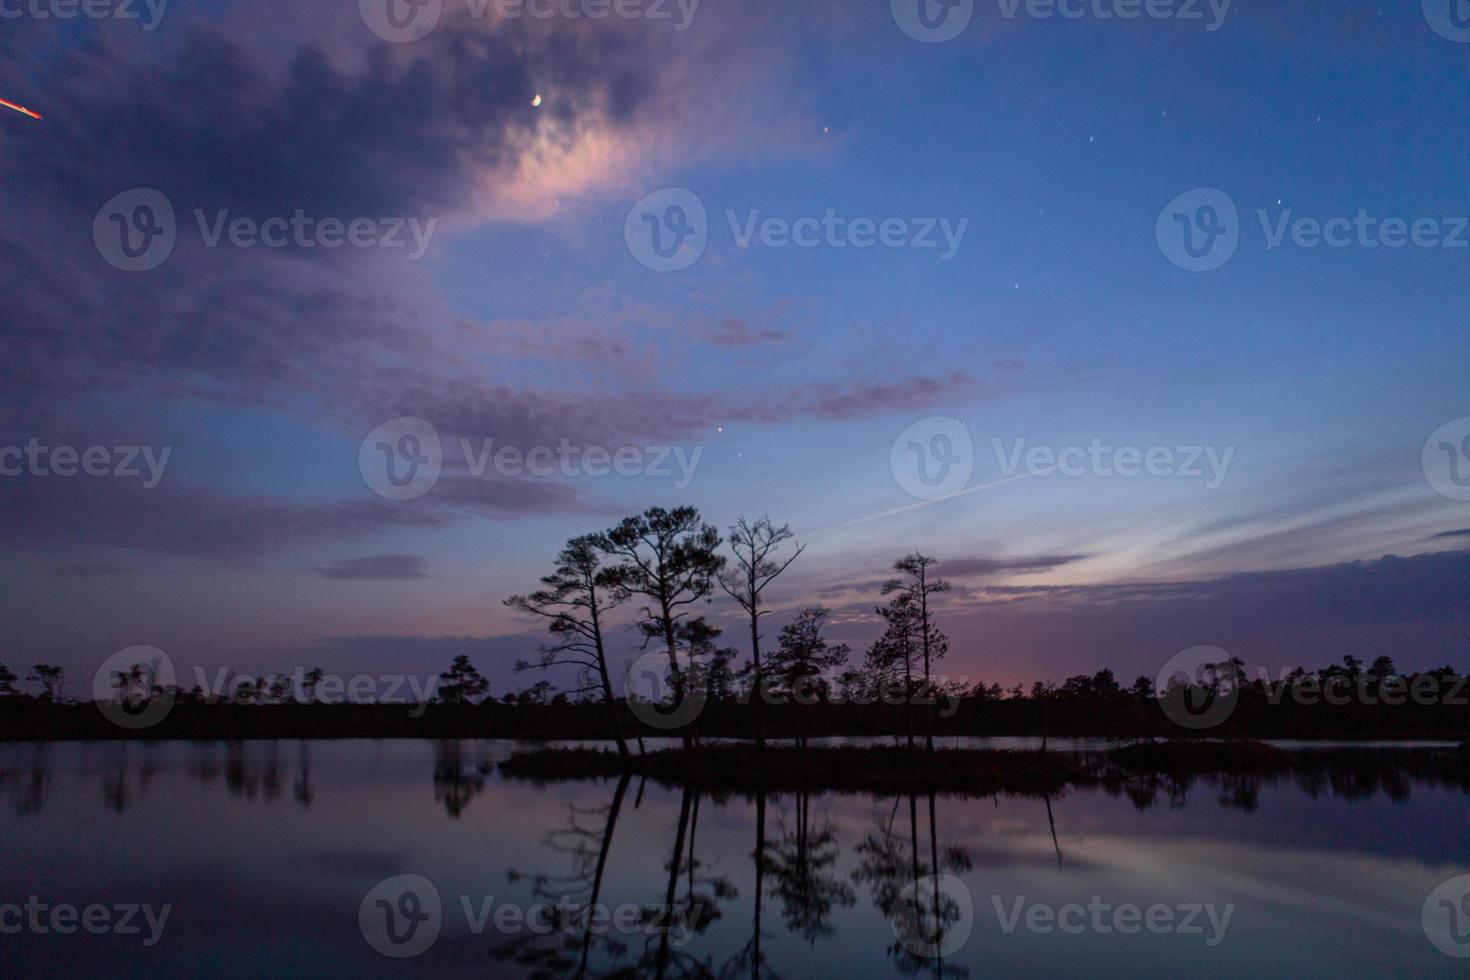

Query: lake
left=1, top=739, right=1467, bottom=977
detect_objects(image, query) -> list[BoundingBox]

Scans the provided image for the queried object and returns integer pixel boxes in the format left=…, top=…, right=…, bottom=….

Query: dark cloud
left=0, top=477, right=447, bottom=558
left=310, top=555, right=429, bottom=581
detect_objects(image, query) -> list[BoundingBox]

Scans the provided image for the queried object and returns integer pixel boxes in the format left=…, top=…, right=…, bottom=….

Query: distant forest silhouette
left=2, top=507, right=1466, bottom=745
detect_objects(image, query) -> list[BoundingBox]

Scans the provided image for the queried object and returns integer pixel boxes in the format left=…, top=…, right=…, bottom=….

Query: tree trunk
left=750, top=614, right=766, bottom=753
left=589, top=580, right=630, bottom=758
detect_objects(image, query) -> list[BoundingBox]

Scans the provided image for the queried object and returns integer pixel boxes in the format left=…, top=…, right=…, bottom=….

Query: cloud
left=815, top=553, right=1089, bottom=599
left=920, top=550, right=1470, bottom=683
left=311, top=555, right=429, bottom=581
left=706, top=318, right=789, bottom=348
left=939, top=555, right=1090, bottom=578
left=50, top=561, right=136, bottom=578
left=0, top=477, right=448, bottom=559
left=0, top=5, right=816, bottom=426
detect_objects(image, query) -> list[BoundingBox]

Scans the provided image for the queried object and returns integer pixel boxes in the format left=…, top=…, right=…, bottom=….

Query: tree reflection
left=851, top=791, right=971, bottom=978
left=765, top=791, right=854, bottom=944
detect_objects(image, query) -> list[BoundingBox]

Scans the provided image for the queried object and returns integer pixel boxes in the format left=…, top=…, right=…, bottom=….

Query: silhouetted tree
left=678, top=616, right=738, bottom=706
left=720, top=517, right=805, bottom=752
left=766, top=608, right=850, bottom=748
left=299, top=667, right=325, bottom=702
left=509, top=535, right=633, bottom=756
left=27, top=664, right=63, bottom=702
left=0, top=662, right=18, bottom=698
left=599, top=507, right=724, bottom=749
left=883, top=555, right=950, bottom=751
left=437, top=655, right=489, bottom=704
left=868, top=595, right=922, bottom=748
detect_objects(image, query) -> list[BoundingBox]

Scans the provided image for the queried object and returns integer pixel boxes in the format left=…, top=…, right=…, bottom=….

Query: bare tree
left=884, top=554, right=951, bottom=751
left=720, top=517, right=805, bottom=752
left=599, top=507, right=724, bottom=750
left=507, top=535, right=632, bottom=756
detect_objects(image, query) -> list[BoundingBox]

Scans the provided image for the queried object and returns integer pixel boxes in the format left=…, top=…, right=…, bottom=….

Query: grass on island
left=500, top=743, right=1091, bottom=795
left=499, top=738, right=1470, bottom=796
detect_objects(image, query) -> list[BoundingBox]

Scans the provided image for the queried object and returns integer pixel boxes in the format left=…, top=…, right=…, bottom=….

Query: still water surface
left=1, top=739, right=1466, bottom=977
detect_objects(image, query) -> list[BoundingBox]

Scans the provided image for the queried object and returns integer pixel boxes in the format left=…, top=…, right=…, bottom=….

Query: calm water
left=1, top=740, right=1467, bottom=978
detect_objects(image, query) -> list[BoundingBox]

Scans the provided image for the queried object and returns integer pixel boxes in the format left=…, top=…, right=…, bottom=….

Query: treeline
left=3, top=505, right=1467, bottom=744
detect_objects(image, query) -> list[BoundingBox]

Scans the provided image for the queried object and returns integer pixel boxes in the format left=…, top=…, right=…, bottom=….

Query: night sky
left=1, top=0, right=1466, bottom=694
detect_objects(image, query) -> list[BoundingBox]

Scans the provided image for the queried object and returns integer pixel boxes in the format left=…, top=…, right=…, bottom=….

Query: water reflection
left=7, top=741, right=1464, bottom=819
left=0, top=741, right=1466, bottom=978
left=433, top=740, right=495, bottom=818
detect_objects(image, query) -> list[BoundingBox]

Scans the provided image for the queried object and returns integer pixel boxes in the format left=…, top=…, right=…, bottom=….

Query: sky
left=0, top=0, right=1467, bottom=696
